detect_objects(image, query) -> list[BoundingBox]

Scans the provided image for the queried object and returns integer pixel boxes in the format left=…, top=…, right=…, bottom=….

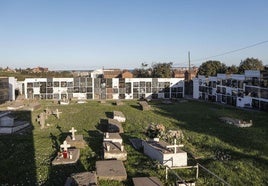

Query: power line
left=191, top=40, right=268, bottom=63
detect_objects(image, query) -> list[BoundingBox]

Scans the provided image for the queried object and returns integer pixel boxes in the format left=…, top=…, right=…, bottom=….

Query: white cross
left=69, top=127, right=77, bottom=140
left=166, top=139, right=179, bottom=154
left=60, top=140, right=70, bottom=151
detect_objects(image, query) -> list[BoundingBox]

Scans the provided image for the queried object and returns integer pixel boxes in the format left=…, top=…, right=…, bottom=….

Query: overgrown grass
left=0, top=100, right=267, bottom=185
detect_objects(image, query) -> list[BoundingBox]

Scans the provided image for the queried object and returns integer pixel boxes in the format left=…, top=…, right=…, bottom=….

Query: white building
left=19, top=77, right=184, bottom=101
left=193, top=70, right=268, bottom=111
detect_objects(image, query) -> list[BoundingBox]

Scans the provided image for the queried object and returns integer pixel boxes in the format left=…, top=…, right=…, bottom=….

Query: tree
left=198, top=60, right=227, bottom=77
left=238, top=57, right=264, bottom=73
left=226, top=65, right=239, bottom=74
left=132, top=68, right=151, bottom=78
left=151, top=62, right=173, bottom=78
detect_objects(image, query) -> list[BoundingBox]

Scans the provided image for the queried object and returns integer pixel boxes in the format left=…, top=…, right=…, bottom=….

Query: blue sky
left=0, top=0, right=268, bottom=70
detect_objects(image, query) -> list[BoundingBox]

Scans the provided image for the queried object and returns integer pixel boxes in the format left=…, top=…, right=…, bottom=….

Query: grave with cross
left=166, top=139, right=184, bottom=154
left=52, top=140, right=81, bottom=165
left=60, top=140, right=71, bottom=159
left=65, top=127, right=87, bottom=148
left=143, top=138, right=188, bottom=167
left=69, top=127, right=77, bottom=140
left=52, top=109, right=62, bottom=119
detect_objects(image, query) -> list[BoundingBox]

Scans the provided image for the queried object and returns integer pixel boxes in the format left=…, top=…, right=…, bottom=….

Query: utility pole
left=188, top=51, right=191, bottom=71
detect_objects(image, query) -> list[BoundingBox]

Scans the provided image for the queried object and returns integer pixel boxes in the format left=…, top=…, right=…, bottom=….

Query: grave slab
left=96, top=160, right=127, bottom=181
left=132, top=177, right=163, bottom=186
left=65, top=171, right=98, bottom=186
left=52, top=149, right=80, bottom=166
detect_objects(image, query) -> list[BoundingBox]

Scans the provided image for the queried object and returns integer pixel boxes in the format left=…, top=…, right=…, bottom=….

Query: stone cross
left=69, top=127, right=77, bottom=140
left=53, top=109, right=62, bottom=119
left=166, top=139, right=179, bottom=154
left=60, top=140, right=70, bottom=151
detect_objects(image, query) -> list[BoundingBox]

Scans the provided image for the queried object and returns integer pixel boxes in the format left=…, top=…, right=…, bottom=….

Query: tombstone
left=103, top=141, right=127, bottom=161
left=65, top=127, right=87, bottom=148
left=113, top=111, right=126, bottom=122
left=65, top=171, right=98, bottom=186
left=37, top=112, right=46, bottom=129
left=107, top=119, right=124, bottom=133
left=52, top=109, right=62, bottom=119
left=139, top=101, right=151, bottom=111
left=52, top=140, right=80, bottom=166
left=132, top=177, right=163, bottom=186
left=103, top=132, right=123, bottom=144
left=142, top=138, right=187, bottom=167
left=96, top=160, right=127, bottom=181
left=115, top=100, right=124, bottom=106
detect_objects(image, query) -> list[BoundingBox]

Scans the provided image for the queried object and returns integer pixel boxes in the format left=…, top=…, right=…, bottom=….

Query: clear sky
left=0, top=0, right=268, bottom=70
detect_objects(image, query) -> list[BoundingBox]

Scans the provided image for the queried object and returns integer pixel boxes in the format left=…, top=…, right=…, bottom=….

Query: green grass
left=0, top=100, right=267, bottom=185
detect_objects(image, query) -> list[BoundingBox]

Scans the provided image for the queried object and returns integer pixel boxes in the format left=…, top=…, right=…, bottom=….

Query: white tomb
left=142, top=139, right=187, bottom=168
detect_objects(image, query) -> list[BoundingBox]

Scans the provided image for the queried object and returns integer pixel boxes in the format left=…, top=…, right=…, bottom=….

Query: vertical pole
left=188, top=51, right=191, bottom=71
left=196, top=164, right=199, bottom=179
left=165, top=166, right=168, bottom=180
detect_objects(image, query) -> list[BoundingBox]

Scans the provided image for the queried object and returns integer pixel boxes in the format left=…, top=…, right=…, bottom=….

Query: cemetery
left=0, top=100, right=267, bottom=185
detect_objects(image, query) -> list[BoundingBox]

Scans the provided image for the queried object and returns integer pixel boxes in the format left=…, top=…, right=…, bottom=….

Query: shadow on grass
left=130, top=104, right=142, bottom=111
left=84, top=129, right=103, bottom=159
left=0, top=110, right=36, bottom=185
left=105, top=111, right=113, bottom=119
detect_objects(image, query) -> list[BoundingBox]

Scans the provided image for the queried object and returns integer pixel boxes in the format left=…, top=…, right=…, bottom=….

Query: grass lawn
left=0, top=100, right=267, bottom=185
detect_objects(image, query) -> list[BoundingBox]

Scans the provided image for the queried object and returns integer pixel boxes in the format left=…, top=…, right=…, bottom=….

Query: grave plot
left=96, top=160, right=127, bottom=181
left=139, top=101, right=151, bottom=111
left=132, top=177, right=163, bottom=186
left=102, top=132, right=127, bottom=161
left=142, top=138, right=187, bottom=168
left=52, top=140, right=80, bottom=166
left=113, top=111, right=126, bottom=122
left=107, top=118, right=124, bottom=133
left=103, top=132, right=123, bottom=144
left=219, top=117, right=253, bottom=127
left=103, top=141, right=127, bottom=161
left=65, top=127, right=87, bottom=148
left=65, top=171, right=98, bottom=186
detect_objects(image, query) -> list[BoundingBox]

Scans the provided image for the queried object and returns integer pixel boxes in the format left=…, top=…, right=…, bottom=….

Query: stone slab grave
left=65, top=171, right=98, bottom=186
left=96, top=160, right=127, bottom=181
left=103, top=132, right=123, bottom=144
left=103, top=141, right=127, bottom=161
left=113, top=111, right=126, bottom=122
left=142, top=138, right=187, bottom=168
left=65, top=127, right=87, bottom=148
left=107, top=118, right=124, bottom=133
left=132, top=177, right=163, bottom=186
left=115, top=100, right=124, bottom=106
left=52, top=140, right=80, bottom=166
left=139, top=101, right=151, bottom=111
left=219, top=117, right=253, bottom=127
